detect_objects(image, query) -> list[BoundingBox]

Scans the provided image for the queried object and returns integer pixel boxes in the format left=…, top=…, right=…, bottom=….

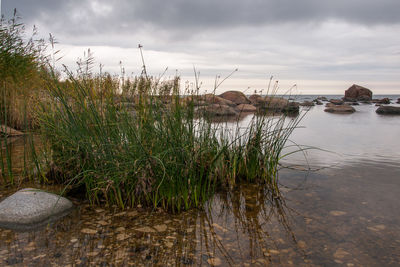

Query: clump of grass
left=37, top=48, right=304, bottom=212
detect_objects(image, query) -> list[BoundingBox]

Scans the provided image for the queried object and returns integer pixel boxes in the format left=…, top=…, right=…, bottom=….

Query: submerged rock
left=0, top=188, right=73, bottom=230
left=324, top=104, right=355, bottom=113
left=376, top=106, right=400, bottom=115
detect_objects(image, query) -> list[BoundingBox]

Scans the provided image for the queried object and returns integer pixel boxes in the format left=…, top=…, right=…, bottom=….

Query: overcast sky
left=2, top=0, right=400, bottom=94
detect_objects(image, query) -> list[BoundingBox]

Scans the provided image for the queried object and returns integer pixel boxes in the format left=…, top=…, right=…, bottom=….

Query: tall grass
left=37, top=51, right=304, bottom=212
left=0, top=11, right=49, bottom=131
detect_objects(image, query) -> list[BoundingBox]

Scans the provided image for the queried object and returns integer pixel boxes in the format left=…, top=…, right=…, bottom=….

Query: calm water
left=0, top=97, right=399, bottom=266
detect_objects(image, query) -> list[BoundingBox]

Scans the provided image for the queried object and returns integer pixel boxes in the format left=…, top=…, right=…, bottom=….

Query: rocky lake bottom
left=1, top=96, right=399, bottom=266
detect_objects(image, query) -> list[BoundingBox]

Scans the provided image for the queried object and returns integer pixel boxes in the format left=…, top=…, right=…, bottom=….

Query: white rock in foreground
left=0, top=188, right=73, bottom=230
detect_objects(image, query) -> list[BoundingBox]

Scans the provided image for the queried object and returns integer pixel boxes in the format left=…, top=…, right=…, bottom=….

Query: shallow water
left=0, top=98, right=399, bottom=266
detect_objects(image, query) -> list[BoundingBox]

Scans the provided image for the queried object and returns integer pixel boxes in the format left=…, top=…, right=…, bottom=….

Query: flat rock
left=324, top=104, right=355, bottom=113
left=236, top=104, right=257, bottom=112
left=376, top=106, right=400, bottom=115
left=0, top=188, right=73, bottom=230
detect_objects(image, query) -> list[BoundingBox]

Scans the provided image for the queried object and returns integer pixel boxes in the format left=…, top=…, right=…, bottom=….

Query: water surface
left=0, top=97, right=399, bottom=266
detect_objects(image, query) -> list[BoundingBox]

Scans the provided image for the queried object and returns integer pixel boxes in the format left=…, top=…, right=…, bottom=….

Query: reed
left=37, top=52, right=304, bottom=212
left=0, top=11, right=48, bottom=131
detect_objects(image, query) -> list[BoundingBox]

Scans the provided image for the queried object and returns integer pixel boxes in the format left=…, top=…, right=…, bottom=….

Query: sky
left=2, top=0, right=400, bottom=94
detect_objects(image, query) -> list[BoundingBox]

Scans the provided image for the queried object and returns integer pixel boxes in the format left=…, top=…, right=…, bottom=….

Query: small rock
left=207, top=257, right=222, bottom=266
left=367, top=224, right=386, bottom=231
left=154, top=224, right=168, bottom=232
left=334, top=248, right=350, bottom=259
left=81, top=228, right=97, bottom=235
left=136, top=226, right=156, bottom=233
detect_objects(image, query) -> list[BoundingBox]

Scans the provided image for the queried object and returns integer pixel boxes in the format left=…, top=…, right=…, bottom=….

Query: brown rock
left=299, top=101, right=315, bottom=107
left=324, top=104, right=355, bottom=113
left=201, top=94, right=236, bottom=107
left=249, top=94, right=265, bottom=106
left=344, top=84, right=373, bottom=101
left=0, top=125, right=24, bottom=137
left=377, top=98, right=391, bottom=104
left=236, top=104, right=257, bottom=112
left=329, top=99, right=344, bottom=105
left=200, top=104, right=238, bottom=116
left=219, top=91, right=251, bottom=105
left=376, top=106, right=400, bottom=115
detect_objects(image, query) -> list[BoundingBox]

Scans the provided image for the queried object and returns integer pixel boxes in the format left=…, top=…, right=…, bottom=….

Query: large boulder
left=0, top=188, right=73, bottom=230
left=201, top=94, right=236, bottom=107
left=376, top=106, right=400, bottom=115
left=200, top=104, right=238, bottom=116
left=344, top=84, right=373, bottom=101
left=236, top=104, right=257, bottom=112
left=324, top=104, right=355, bottom=113
left=219, top=91, right=251, bottom=105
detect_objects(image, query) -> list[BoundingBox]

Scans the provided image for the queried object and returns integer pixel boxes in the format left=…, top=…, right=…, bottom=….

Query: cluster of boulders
left=194, top=91, right=299, bottom=116
left=313, top=84, right=400, bottom=115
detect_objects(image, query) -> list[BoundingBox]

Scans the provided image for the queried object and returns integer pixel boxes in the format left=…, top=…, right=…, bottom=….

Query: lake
left=0, top=96, right=399, bottom=266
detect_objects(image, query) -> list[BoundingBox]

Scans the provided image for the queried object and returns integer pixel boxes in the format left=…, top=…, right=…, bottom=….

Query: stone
left=334, top=248, right=350, bottom=259
left=397, top=98, right=400, bottom=104
left=376, top=106, right=400, bottom=115
left=377, top=98, right=391, bottom=104
left=324, top=104, right=355, bottom=113
left=0, top=188, right=73, bottom=230
left=0, top=125, right=24, bottom=137
left=329, top=99, right=344, bottom=105
left=219, top=91, right=251, bottom=105
left=200, top=104, right=238, bottom=116
left=329, top=210, right=347, bottom=216
left=200, top=94, right=236, bottom=107
left=154, top=224, right=168, bottom=232
left=299, top=101, right=315, bottom=107
left=316, top=96, right=328, bottom=101
left=313, top=99, right=323, bottom=105
left=249, top=94, right=266, bottom=106
left=344, top=84, right=373, bottom=101
left=236, top=104, right=257, bottom=112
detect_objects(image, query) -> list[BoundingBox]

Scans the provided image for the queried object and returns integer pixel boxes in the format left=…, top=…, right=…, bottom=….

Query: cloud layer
left=3, top=0, right=400, bottom=93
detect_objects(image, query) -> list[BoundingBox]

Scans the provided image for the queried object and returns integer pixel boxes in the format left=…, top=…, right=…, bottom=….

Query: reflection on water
left=1, top=98, right=400, bottom=266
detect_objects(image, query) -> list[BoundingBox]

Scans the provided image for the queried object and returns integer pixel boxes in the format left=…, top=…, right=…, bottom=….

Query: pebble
left=81, top=228, right=97, bottom=234
left=207, top=257, right=222, bottom=266
left=329, top=211, right=347, bottom=216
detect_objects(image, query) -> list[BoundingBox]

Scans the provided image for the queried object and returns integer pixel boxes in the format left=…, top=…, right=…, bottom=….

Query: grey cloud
left=4, top=0, right=400, bottom=35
